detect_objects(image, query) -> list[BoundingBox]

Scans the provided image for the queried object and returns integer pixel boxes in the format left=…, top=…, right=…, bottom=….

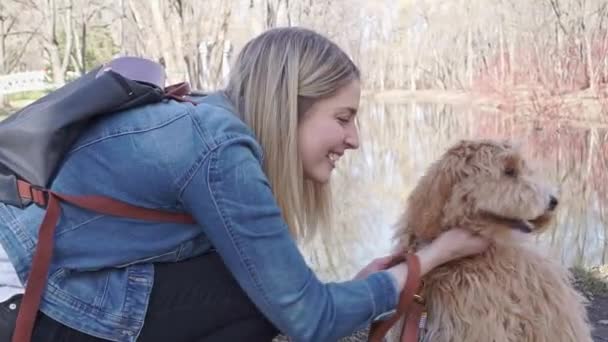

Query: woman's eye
left=337, top=117, right=349, bottom=124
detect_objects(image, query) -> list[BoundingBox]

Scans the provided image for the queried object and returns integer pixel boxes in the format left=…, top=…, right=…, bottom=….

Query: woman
left=0, top=27, right=488, bottom=341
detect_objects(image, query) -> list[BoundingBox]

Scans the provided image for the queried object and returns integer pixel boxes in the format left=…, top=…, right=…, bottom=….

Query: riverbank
left=573, top=265, right=608, bottom=341
left=362, top=86, right=608, bottom=127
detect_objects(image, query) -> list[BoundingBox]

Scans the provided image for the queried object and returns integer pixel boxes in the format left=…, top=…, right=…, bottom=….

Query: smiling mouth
left=479, top=211, right=549, bottom=233
left=327, top=153, right=340, bottom=167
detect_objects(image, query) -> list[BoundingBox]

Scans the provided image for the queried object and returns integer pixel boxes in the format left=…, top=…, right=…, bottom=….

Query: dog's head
left=396, top=139, right=558, bottom=247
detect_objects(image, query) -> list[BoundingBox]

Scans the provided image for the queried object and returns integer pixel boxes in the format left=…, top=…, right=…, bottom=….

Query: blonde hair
left=225, top=27, right=360, bottom=240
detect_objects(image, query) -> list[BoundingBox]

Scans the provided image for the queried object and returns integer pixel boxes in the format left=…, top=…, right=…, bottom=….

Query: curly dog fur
left=390, top=139, right=593, bottom=342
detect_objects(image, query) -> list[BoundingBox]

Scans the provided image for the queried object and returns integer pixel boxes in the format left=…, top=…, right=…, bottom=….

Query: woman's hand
left=386, top=228, right=491, bottom=291
left=422, top=228, right=491, bottom=271
left=353, top=253, right=405, bottom=280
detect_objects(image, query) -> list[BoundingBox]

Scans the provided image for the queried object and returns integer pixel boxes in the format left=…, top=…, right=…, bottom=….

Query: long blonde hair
left=224, top=27, right=360, bottom=240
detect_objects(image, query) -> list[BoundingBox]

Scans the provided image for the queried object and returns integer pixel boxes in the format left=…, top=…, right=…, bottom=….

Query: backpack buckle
left=28, top=185, right=49, bottom=208
left=16, top=180, right=48, bottom=208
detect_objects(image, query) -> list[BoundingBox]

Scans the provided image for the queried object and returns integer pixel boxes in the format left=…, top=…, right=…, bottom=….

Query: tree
left=0, top=0, right=39, bottom=106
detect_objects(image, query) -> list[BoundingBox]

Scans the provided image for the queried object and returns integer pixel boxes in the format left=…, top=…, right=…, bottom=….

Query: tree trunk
left=584, top=31, right=595, bottom=91
left=44, top=0, right=72, bottom=86
left=467, top=25, right=474, bottom=88
left=556, top=22, right=563, bottom=87
left=171, top=7, right=186, bottom=84
left=206, top=4, right=232, bottom=89
left=265, top=0, right=277, bottom=28
left=408, top=29, right=416, bottom=91
left=509, top=32, right=516, bottom=85
left=150, top=0, right=174, bottom=75
left=499, top=20, right=505, bottom=86
left=0, top=17, right=5, bottom=74
left=285, top=0, right=291, bottom=25
left=0, top=17, right=8, bottom=108
left=126, top=0, right=147, bottom=56
left=80, top=22, right=86, bottom=75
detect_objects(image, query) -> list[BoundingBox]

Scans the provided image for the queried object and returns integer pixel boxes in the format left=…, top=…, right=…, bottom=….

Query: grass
left=571, top=265, right=608, bottom=297
left=0, top=88, right=54, bottom=121
left=6, top=90, right=49, bottom=102
left=0, top=90, right=51, bottom=117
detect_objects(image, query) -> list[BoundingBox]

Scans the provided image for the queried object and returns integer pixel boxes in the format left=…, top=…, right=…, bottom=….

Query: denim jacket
left=0, top=92, right=398, bottom=341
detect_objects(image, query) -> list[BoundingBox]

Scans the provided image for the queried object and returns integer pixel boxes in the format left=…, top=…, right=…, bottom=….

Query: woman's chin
left=304, top=168, right=332, bottom=184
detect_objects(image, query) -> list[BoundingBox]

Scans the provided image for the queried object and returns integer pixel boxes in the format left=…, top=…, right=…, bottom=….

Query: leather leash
left=368, top=253, right=425, bottom=342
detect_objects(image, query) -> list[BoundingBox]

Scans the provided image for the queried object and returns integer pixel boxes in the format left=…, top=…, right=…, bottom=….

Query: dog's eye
left=504, top=167, right=517, bottom=177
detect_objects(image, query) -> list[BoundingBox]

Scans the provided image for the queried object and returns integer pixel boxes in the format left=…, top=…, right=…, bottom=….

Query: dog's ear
left=395, top=142, right=467, bottom=247
left=405, top=158, right=457, bottom=240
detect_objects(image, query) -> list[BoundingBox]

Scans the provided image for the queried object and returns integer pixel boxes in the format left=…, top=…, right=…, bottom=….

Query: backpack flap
left=97, top=56, right=165, bottom=90
left=0, top=165, right=22, bottom=208
left=0, top=57, right=168, bottom=208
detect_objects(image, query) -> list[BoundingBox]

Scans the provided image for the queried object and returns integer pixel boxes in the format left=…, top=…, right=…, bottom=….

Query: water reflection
left=301, top=101, right=608, bottom=280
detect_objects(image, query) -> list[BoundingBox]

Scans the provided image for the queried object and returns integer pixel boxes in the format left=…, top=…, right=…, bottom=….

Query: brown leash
left=12, top=180, right=195, bottom=342
left=368, top=253, right=425, bottom=342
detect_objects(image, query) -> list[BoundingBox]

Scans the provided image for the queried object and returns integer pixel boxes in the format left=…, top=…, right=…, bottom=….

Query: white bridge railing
left=0, top=71, right=58, bottom=95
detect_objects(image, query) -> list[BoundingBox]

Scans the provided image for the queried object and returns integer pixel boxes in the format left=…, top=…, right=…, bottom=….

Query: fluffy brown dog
left=390, top=139, right=593, bottom=342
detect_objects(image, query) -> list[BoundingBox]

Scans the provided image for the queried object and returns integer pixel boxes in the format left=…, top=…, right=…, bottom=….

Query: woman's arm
left=180, top=138, right=398, bottom=342
left=385, top=229, right=490, bottom=291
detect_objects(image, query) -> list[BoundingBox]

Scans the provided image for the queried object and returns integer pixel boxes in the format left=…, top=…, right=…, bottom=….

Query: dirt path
left=588, top=294, right=608, bottom=342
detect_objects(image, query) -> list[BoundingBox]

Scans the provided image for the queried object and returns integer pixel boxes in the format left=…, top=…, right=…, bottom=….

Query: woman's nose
left=345, top=124, right=359, bottom=149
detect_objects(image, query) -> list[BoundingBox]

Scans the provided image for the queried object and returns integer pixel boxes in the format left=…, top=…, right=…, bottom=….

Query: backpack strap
left=165, top=82, right=199, bottom=105
left=12, top=180, right=195, bottom=342
left=367, top=253, right=425, bottom=342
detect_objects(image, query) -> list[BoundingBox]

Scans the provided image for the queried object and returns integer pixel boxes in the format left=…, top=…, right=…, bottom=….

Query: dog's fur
left=390, top=139, right=593, bottom=342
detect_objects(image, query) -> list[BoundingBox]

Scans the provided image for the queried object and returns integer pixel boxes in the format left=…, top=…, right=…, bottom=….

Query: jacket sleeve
left=179, top=137, right=398, bottom=342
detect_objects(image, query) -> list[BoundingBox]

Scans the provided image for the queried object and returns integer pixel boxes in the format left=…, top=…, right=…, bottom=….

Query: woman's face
left=298, top=80, right=361, bottom=184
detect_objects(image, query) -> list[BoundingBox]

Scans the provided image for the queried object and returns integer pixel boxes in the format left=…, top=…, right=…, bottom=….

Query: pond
left=302, top=100, right=608, bottom=281
left=0, top=99, right=606, bottom=290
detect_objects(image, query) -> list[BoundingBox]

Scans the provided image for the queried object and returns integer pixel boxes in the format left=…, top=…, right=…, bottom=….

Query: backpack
left=0, top=56, right=197, bottom=342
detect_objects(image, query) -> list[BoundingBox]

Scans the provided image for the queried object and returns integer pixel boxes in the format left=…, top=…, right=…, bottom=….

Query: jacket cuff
left=366, top=271, right=399, bottom=321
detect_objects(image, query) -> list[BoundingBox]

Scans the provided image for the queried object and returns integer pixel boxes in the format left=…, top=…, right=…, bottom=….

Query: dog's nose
left=548, top=196, right=559, bottom=211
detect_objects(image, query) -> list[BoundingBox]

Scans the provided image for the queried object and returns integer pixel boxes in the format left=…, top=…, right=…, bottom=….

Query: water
left=302, top=100, right=608, bottom=281
left=1, top=100, right=606, bottom=290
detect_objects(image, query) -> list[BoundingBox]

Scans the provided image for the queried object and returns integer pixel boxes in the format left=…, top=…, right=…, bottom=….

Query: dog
left=390, top=139, right=593, bottom=342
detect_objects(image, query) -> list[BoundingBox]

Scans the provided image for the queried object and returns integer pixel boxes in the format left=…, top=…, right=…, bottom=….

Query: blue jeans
left=25, top=252, right=278, bottom=341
